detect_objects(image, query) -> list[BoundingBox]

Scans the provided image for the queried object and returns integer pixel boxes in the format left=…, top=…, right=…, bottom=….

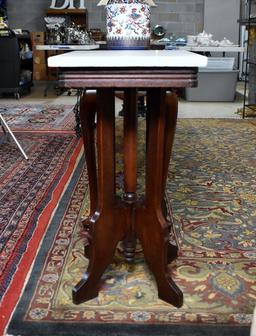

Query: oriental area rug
left=0, top=104, right=76, bottom=131
left=3, top=119, right=256, bottom=336
left=0, top=131, right=83, bottom=334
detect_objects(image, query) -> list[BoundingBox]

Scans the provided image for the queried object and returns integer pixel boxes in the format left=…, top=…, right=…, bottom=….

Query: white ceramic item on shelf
left=44, top=17, right=66, bottom=25
left=196, top=30, right=214, bottom=46
left=196, top=36, right=210, bottom=46
left=219, top=37, right=234, bottom=46
left=186, top=35, right=196, bottom=45
left=209, top=39, right=220, bottom=47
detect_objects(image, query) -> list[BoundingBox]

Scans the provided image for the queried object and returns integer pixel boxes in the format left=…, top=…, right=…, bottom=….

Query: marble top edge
left=48, top=50, right=208, bottom=68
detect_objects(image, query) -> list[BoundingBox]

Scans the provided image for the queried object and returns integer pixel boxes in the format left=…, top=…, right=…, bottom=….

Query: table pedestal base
left=73, top=88, right=183, bottom=308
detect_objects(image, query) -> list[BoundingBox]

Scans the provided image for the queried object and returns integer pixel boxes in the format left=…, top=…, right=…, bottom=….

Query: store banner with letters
left=49, top=0, right=86, bottom=9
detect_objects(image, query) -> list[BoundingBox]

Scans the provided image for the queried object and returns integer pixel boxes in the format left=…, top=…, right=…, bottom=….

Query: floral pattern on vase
left=106, top=0, right=151, bottom=49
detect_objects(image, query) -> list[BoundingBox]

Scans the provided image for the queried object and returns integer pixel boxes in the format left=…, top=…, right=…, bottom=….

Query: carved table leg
left=73, top=88, right=182, bottom=307
left=79, top=93, right=97, bottom=258
left=122, top=88, right=138, bottom=262
left=162, top=92, right=178, bottom=204
left=162, top=92, right=179, bottom=263
left=72, top=89, right=127, bottom=304
left=135, top=88, right=183, bottom=308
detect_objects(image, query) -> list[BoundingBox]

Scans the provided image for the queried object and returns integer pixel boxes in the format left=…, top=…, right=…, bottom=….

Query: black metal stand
left=241, top=0, right=256, bottom=118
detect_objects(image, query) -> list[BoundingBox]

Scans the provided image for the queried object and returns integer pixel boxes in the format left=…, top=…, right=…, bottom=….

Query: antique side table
left=48, top=50, right=207, bottom=308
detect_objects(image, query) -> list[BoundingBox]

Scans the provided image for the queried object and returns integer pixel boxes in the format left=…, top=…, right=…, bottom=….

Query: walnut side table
left=48, top=50, right=207, bottom=308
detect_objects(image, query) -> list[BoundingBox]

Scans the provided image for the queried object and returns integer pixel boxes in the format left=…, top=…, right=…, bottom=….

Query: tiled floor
left=0, top=80, right=246, bottom=119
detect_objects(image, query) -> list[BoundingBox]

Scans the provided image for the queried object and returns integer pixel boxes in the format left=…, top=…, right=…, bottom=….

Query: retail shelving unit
left=240, top=0, right=256, bottom=118
left=0, top=29, right=33, bottom=99
left=46, top=8, right=87, bottom=28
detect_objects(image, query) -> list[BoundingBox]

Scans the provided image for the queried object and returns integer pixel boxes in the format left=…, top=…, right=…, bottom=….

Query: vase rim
left=98, top=0, right=156, bottom=6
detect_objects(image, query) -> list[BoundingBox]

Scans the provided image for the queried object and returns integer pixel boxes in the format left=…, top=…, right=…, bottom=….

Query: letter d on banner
left=49, top=0, right=86, bottom=9
left=49, top=0, right=73, bottom=9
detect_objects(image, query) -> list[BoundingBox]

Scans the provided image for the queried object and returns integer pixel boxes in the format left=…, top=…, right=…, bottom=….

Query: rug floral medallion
left=7, top=119, right=255, bottom=335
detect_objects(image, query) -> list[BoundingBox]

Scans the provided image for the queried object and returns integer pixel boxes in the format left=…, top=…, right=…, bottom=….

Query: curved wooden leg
left=135, top=88, right=183, bottom=308
left=146, top=90, right=179, bottom=264
left=135, top=209, right=183, bottom=307
left=162, top=91, right=178, bottom=195
left=79, top=93, right=97, bottom=258
left=73, top=89, right=126, bottom=304
left=163, top=92, right=179, bottom=263
left=73, top=210, right=125, bottom=303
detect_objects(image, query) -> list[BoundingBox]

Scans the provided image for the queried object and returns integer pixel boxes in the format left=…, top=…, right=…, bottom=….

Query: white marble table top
left=36, top=44, right=100, bottom=51
left=47, top=50, right=208, bottom=68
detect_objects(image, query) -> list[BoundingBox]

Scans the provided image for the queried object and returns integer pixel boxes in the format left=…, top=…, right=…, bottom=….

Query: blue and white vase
left=105, top=0, right=151, bottom=49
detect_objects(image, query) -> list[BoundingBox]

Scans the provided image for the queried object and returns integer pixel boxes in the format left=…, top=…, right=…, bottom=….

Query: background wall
left=7, top=0, right=49, bottom=31
left=151, top=0, right=204, bottom=39
left=6, top=0, right=204, bottom=38
left=204, top=0, right=240, bottom=44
